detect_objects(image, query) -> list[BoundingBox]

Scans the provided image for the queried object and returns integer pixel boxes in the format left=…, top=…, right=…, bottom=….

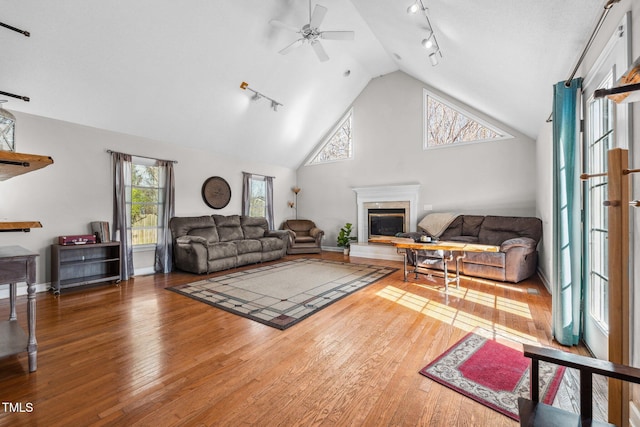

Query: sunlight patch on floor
left=409, top=282, right=533, bottom=320
left=376, top=285, right=539, bottom=343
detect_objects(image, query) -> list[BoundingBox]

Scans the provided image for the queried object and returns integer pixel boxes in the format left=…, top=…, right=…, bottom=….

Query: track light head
left=421, top=37, right=433, bottom=49
left=407, top=3, right=420, bottom=14
left=429, top=51, right=439, bottom=66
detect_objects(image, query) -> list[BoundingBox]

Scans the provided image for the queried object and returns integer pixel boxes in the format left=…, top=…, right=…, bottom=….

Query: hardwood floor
left=0, top=252, right=590, bottom=426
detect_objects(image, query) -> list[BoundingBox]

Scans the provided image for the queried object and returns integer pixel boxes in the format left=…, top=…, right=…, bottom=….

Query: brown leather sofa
left=401, top=215, right=543, bottom=283
left=169, top=215, right=290, bottom=274
left=282, top=219, right=324, bottom=254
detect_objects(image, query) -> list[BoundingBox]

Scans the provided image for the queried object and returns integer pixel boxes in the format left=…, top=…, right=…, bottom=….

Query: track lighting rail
left=240, top=82, right=283, bottom=112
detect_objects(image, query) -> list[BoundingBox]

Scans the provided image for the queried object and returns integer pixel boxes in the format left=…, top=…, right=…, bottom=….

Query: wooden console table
left=391, top=238, right=499, bottom=292
left=0, top=246, right=38, bottom=372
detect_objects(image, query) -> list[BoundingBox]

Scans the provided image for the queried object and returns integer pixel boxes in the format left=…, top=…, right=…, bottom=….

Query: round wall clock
left=202, top=176, right=231, bottom=209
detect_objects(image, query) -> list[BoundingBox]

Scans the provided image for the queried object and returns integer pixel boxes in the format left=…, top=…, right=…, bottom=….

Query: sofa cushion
left=169, top=215, right=216, bottom=239
left=447, top=235, right=479, bottom=243
left=461, top=215, right=485, bottom=236
left=207, top=242, right=237, bottom=259
left=241, top=216, right=267, bottom=239
left=234, top=239, right=262, bottom=254
left=213, top=215, right=244, bottom=242
left=188, top=227, right=219, bottom=243
left=478, top=216, right=543, bottom=246
left=439, top=216, right=463, bottom=239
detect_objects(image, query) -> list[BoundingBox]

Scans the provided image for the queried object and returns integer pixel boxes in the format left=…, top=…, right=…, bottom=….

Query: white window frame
left=306, top=108, right=354, bottom=165
left=423, top=89, right=513, bottom=150
left=129, top=156, right=163, bottom=249
left=247, top=174, right=267, bottom=218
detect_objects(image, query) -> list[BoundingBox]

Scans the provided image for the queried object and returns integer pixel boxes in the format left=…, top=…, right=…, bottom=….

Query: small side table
left=0, top=245, right=38, bottom=372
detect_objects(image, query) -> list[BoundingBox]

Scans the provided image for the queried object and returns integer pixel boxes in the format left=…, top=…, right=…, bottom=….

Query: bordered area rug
left=168, top=258, right=397, bottom=330
left=419, top=331, right=565, bottom=420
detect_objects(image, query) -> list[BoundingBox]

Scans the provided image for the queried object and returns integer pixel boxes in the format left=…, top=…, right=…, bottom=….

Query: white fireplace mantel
left=352, top=184, right=420, bottom=244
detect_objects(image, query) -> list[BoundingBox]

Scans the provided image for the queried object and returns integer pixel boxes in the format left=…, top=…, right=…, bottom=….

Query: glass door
left=583, top=72, right=614, bottom=360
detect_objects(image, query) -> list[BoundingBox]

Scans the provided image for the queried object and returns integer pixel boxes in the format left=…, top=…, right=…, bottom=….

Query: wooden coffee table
left=391, top=238, right=500, bottom=292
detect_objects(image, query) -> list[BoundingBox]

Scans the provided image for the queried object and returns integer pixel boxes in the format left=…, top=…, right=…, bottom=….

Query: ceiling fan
left=270, top=1, right=355, bottom=62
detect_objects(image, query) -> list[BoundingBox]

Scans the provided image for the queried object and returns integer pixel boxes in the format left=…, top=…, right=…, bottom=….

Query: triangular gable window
left=307, top=109, right=353, bottom=165
left=424, top=90, right=512, bottom=149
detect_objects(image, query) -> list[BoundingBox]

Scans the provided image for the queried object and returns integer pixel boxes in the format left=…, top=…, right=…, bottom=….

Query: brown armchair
left=282, top=220, right=324, bottom=254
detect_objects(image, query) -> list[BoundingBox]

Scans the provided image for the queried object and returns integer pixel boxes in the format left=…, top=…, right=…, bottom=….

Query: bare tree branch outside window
left=426, top=96, right=501, bottom=147
left=310, top=111, right=353, bottom=164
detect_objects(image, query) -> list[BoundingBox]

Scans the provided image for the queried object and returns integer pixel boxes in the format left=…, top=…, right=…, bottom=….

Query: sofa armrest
left=174, top=235, right=210, bottom=274
left=502, top=237, right=539, bottom=283
left=176, top=235, right=207, bottom=245
left=265, top=230, right=290, bottom=240
left=309, top=227, right=324, bottom=239
left=500, top=237, right=537, bottom=253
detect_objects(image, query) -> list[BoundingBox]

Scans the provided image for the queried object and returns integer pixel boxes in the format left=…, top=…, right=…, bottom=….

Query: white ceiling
left=1, top=0, right=604, bottom=169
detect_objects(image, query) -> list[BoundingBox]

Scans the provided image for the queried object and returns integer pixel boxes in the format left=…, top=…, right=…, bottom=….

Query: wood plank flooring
left=0, top=252, right=594, bottom=426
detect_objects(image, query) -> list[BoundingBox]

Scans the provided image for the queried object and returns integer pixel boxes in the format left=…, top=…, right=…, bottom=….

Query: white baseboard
left=134, top=266, right=156, bottom=276
left=536, top=267, right=551, bottom=294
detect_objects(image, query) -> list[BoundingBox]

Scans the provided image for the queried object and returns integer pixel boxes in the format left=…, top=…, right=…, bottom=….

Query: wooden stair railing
left=518, top=344, right=640, bottom=427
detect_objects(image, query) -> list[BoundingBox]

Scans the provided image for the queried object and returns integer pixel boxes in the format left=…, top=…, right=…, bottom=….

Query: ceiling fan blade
left=269, top=19, right=300, bottom=33
left=279, top=38, right=304, bottom=55
left=309, top=4, right=328, bottom=29
left=311, top=40, right=329, bottom=62
left=320, top=31, right=355, bottom=41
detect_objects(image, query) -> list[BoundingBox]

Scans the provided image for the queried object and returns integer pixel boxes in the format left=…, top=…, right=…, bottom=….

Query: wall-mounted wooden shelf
left=0, top=151, right=54, bottom=181
left=0, top=151, right=53, bottom=232
left=594, top=58, right=640, bottom=104
left=0, top=221, right=43, bottom=232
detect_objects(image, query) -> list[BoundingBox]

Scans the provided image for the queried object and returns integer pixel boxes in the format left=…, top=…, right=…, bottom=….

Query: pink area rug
left=419, top=331, right=565, bottom=420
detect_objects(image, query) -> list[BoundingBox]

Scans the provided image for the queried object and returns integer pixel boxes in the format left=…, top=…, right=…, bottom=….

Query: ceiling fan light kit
left=407, top=0, right=442, bottom=66
left=270, top=1, right=355, bottom=62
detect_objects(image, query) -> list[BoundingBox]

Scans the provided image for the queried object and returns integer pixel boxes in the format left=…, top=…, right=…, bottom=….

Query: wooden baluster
left=607, top=148, right=630, bottom=426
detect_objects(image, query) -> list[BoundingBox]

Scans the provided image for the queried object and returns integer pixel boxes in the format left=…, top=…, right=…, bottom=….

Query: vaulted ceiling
left=1, top=0, right=604, bottom=169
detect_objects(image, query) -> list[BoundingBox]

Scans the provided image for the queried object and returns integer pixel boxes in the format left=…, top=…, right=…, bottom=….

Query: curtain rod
left=242, top=171, right=276, bottom=179
left=106, top=149, right=178, bottom=164
left=564, top=0, right=620, bottom=87
left=546, top=0, right=620, bottom=122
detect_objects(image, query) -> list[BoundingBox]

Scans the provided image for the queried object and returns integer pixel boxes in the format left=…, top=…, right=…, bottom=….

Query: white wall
left=535, top=120, right=554, bottom=287
left=0, top=112, right=297, bottom=286
left=296, top=71, right=537, bottom=248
